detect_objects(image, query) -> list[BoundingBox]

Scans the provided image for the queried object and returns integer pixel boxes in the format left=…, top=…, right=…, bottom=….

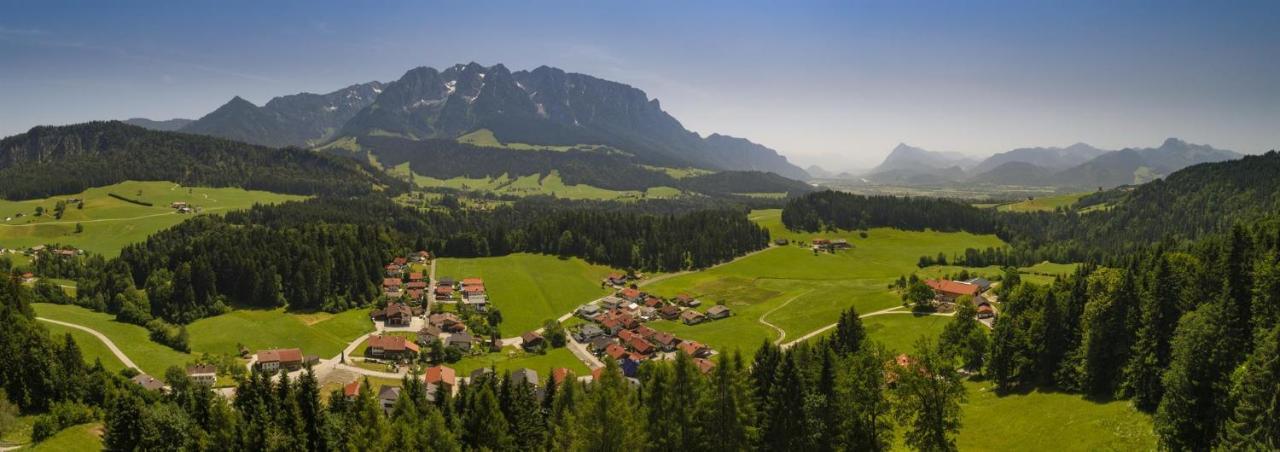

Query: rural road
left=36, top=317, right=140, bottom=371
left=781, top=307, right=956, bottom=349
left=758, top=292, right=812, bottom=345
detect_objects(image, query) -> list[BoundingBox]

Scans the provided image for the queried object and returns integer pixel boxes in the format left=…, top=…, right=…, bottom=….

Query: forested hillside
left=781, top=190, right=996, bottom=233
left=67, top=196, right=767, bottom=324
left=0, top=121, right=405, bottom=199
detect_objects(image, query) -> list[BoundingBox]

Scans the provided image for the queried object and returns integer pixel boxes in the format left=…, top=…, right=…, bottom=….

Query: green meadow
left=32, top=303, right=376, bottom=375
left=413, top=170, right=684, bottom=201
left=42, top=322, right=128, bottom=373
left=450, top=346, right=590, bottom=377
left=644, top=209, right=1006, bottom=356
left=25, top=423, right=103, bottom=452
left=438, top=253, right=617, bottom=334
left=996, top=192, right=1089, bottom=212
left=952, top=382, right=1157, bottom=451
left=186, top=308, right=374, bottom=359
left=0, top=180, right=304, bottom=256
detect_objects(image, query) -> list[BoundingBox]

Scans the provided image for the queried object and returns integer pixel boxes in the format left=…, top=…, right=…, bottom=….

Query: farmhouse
left=366, top=334, right=421, bottom=361
left=343, top=380, right=361, bottom=400
left=601, top=296, right=627, bottom=310
left=605, top=343, right=628, bottom=361
left=977, top=301, right=996, bottom=319
left=392, top=257, right=408, bottom=266
left=658, top=305, right=681, bottom=320
left=425, top=365, right=457, bottom=394
left=706, top=305, right=731, bottom=320
left=378, top=386, right=401, bottom=414
left=447, top=332, right=477, bottom=351
left=462, top=285, right=486, bottom=299
left=965, top=277, right=992, bottom=292
left=521, top=331, right=545, bottom=351
left=925, top=279, right=981, bottom=303
left=131, top=374, right=167, bottom=392
left=385, top=264, right=403, bottom=277
left=371, top=302, right=415, bottom=327
left=619, top=288, right=643, bottom=303
left=643, top=296, right=663, bottom=309
left=680, top=309, right=706, bottom=325
left=606, top=272, right=627, bottom=286
left=679, top=341, right=712, bottom=358
left=429, top=313, right=467, bottom=333
left=461, top=277, right=484, bottom=288
left=255, top=348, right=305, bottom=372
left=186, top=364, right=217, bottom=386
left=675, top=293, right=701, bottom=307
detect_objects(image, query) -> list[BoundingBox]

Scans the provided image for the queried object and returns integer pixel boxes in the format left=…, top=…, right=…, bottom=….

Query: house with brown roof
left=626, top=335, right=654, bottom=355
left=706, top=305, right=731, bottom=320
left=634, top=325, right=657, bottom=339
left=366, top=335, right=421, bottom=361
left=343, top=380, right=361, bottom=400
left=385, top=264, right=402, bottom=276
left=651, top=331, right=680, bottom=351
left=392, top=257, right=408, bottom=266
left=255, top=348, right=305, bottom=372
left=521, top=331, right=545, bottom=351
left=425, top=365, right=457, bottom=394
left=676, top=293, right=701, bottom=307
left=643, top=296, right=663, bottom=308
left=461, top=277, right=484, bottom=287
left=680, top=309, right=706, bottom=325
left=413, top=250, right=431, bottom=263
left=552, top=368, right=573, bottom=385
left=605, top=343, right=627, bottom=361
left=406, top=281, right=428, bottom=290
left=925, top=279, right=981, bottom=304
left=589, top=336, right=615, bottom=354
left=446, top=332, right=477, bottom=351
left=599, top=318, right=623, bottom=335
left=694, top=358, right=716, bottom=374
left=408, top=272, right=424, bottom=282
left=658, top=305, right=681, bottom=320
left=371, top=302, right=414, bottom=327
left=186, top=364, right=217, bottom=386
left=976, top=301, right=995, bottom=319
left=429, top=313, right=466, bottom=333
left=619, top=288, right=643, bottom=302
left=606, top=272, right=627, bottom=286
left=434, top=285, right=454, bottom=299
left=679, top=341, right=712, bottom=358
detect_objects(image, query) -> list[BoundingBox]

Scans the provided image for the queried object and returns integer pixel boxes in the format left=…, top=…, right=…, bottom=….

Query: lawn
left=32, top=303, right=192, bottom=376
left=42, top=322, right=128, bottom=373
left=953, top=381, right=1157, bottom=451
left=643, top=209, right=1005, bottom=357
left=0, top=180, right=304, bottom=256
left=26, top=423, right=103, bottom=452
left=450, top=346, right=590, bottom=377
left=861, top=313, right=953, bottom=354
left=413, top=170, right=683, bottom=201
left=437, top=253, right=618, bottom=334
left=996, top=192, right=1089, bottom=212
left=186, top=308, right=375, bottom=359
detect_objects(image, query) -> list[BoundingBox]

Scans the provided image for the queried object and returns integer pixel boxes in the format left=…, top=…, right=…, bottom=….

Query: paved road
left=36, top=317, right=140, bottom=371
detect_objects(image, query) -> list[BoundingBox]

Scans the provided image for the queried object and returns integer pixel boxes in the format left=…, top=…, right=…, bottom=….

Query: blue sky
left=2, top=0, right=1278, bottom=168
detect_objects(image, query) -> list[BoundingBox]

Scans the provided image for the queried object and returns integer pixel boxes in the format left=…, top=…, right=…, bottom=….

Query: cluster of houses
left=416, top=312, right=481, bottom=352
left=925, top=277, right=996, bottom=319
left=435, top=276, right=488, bottom=311
left=383, top=252, right=431, bottom=302
left=811, top=238, right=852, bottom=253
left=573, top=288, right=726, bottom=376
left=169, top=201, right=195, bottom=214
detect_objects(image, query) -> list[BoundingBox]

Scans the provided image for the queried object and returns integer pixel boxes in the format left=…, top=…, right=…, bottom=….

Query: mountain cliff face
left=156, top=62, right=805, bottom=177
left=180, top=81, right=384, bottom=148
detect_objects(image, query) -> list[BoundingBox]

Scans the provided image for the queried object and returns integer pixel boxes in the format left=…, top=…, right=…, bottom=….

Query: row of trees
left=781, top=190, right=998, bottom=234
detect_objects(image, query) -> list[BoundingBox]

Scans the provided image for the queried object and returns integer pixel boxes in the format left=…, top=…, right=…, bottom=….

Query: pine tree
left=698, top=351, right=758, bottom=451
left=836, top=345, right=894, bottom=451
left=1073, top=268, right=1135, bottom=397
left=831, top=306, right=866, bottom=355
left=572, top=359, right=646, bottom=451
left=750, top=340, right=781, bottom=408
left=895, top=338, right=966, bottom=452
left=762, top=353, right=809, bottom=450
left=1219, top=323, right=1280, bottom=449
left=507, top=378, right=545, bottom=451
left=462, top=384, right=514, bottom=451
left=548, top=376, right=579, bottom=451
left=1155, top=302, right=1236, bottom=451
left=669, top=352, right=705, bottom=450
left=1123, top=255, right=1180, bottom=411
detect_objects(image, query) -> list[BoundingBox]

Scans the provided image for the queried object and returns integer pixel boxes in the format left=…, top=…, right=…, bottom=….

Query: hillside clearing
left=437, top=253, right=617, bottom=334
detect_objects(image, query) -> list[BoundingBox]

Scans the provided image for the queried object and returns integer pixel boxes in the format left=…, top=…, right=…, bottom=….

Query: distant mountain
left=700, top=134, right=809, bottom=180
left=969, top=161, right=1057, bottom=186
left=863, top=143, right=977, bottom=184
left=0, top=121, right=403, bottom=200
left=179, top=81, right=384, bottom=148
left=1053, top=138, right=1239, bottom=188
left=971, top=142, right=1106, bottom=174
left=805, top=165, right=833, bottom=179
left=123, top=117, right=193, bottom=132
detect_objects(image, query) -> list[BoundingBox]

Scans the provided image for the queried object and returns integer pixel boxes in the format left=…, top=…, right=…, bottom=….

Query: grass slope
left=451, top=346, right=589, bottom=377
left=42, top=322, right=127, bottom=373
left=25, top=423, right=103, bottom=452
left=0, top=180, right=304, bottom=256
left=413, top=170, right=683, bottom=201
left=32, top=303, right=191, bottom=376
left=954, top=382, right=1156, bottom=451
left=644, top=209, right=1005, bottom=356
left=437, top=253, right=617, bottom=334
left=186, top=308, right=374, bottom=359
left=996, top=192, right=1089, bottom=212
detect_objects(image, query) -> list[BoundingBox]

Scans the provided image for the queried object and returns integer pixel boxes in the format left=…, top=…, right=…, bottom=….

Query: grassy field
left=861, top=314, right=953, bottom=354
left=25, top=423, right=103, bottom=452
left=413, top=171, right=684, bottom=201
left=32, top=303, right=192, bottom=376
left=0, top=181, right=304, bottom=256
left=996, top=192, right=1089, bottom=212
left=33, top=304, right=376, bottom=375
left=186, top=308, right=375, bottom=359
left=42, top=322, right=128, bottom=373
left=643, top=209, right=1005, bottom=357
left=451, top=346, right=590, bottom=376
left=458, top=129, right=574, bottom=152
left=953, top=382, right=1156, bottom=451
left=438, top=253, right=617, bottom=334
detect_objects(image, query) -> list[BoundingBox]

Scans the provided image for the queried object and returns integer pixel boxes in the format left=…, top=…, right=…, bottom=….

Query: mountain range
left=861, top=138, right=1239, bottom=188
left=127, top=63, right=808, bottom=180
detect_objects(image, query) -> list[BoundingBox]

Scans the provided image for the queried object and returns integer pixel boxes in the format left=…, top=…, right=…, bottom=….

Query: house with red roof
left=694, top=358, right=716, bottom=374
left=425, top=365, right=457, bottom=394
left=605, top=343, right=627, bottom=361
left=256, top=348, right=305, bottom=372
left=343, top=380, right=361, bottom=400
left=366, top=334, right=421, bottom=361
left=925, top=279, right=981, bottom=303
left=626, top=336, right=654, bottom=355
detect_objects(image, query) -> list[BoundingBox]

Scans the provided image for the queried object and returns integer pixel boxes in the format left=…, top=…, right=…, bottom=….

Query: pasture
left=25, top=423, right=103, bottom=452
left=644, top=209, right=1006, bottom=356
left=437, top=253, right=618, bottom=334
left=952, top=381, right=1157, bottom=451
left=186, top=308, right=374, bottom=359
left=450, top=346, right=589, bottom=376
left=32, top=303, right=192, bottom=376
left=996, top=192, right=1089, bottom=212
left=42, top=322, right=128, bottom=373
left=413, top=170, right=683, bottom=201
left=0, top=181, right=304, bottom=256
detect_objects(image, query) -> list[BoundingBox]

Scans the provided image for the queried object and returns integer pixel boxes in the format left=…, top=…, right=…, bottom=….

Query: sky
left=2, top=0, right=1278, bottom=170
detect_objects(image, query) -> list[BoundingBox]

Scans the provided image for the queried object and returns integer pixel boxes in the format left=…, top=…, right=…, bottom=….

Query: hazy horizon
left=3, top=0, right=1278, bottom=169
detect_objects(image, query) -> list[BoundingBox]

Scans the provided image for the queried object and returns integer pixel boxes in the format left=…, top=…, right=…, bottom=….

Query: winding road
left=36, top=317, right=139, bottom=370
